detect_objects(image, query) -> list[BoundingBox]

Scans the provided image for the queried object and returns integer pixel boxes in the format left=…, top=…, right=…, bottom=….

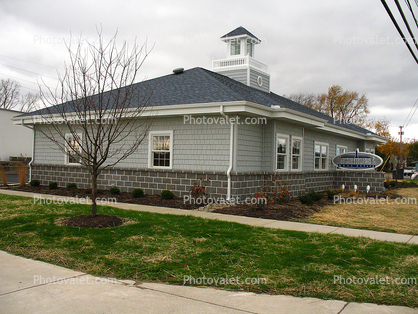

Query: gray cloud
left=0, top=0, right=417, bottom=139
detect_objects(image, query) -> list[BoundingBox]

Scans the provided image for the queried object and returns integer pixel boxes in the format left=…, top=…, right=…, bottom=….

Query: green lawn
left=0, top=194, right=418, bottom=308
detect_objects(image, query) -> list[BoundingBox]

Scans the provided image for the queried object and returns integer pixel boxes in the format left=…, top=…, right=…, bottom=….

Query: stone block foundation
left=32, top=164, right=385, bottom=201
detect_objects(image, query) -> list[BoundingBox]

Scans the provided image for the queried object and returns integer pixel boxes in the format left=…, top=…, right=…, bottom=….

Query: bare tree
left=0, top=79, right=21, bottom=110
left=37, top=30, right=152, bottom=216
left=0, top=78, right=40, bottom=112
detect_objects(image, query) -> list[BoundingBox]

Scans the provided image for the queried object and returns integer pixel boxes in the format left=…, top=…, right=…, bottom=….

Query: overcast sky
left=1, top=0, right=417, bottom=140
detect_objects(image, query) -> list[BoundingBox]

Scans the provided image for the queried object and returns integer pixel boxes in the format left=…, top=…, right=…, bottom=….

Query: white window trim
left=314, top=141, right=329, bottom=171
left=336, top=145, right=347, bottom=156
left=291, top=136, right=303, bottom=171
left=276, top=133, right=289, bottom=172
left=65, top=133, right=82, bottom=165
left=148, top=130, right=173, bottom=169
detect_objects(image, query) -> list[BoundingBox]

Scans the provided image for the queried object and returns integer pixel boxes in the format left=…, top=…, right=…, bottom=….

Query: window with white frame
left=231, top=39, right=241, bottom=55
left=65, top=133, right=82, bottom=165
left=336, top=145, right=347, bottom=156
left=314, top=142, right=329, bottom=170
left=291, top=137, right=302, bottom=171
left=149, top=131, right=173, bottom=168
left=276, top=134, right=288, bottom=171
left=246, top=39, right=253, bottom=57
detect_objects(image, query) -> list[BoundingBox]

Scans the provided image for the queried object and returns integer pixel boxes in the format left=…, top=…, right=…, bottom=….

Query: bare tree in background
left=37, top=30, right=152, bottom=216
left=0, top=78, right=40, bottom=112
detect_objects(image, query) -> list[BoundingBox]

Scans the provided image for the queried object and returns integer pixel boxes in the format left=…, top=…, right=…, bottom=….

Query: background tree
left=0, top=78, right=40, bottom=112
left=38, top=30, right=152, bottom=216
left=288, top=85, right=390, bottom=133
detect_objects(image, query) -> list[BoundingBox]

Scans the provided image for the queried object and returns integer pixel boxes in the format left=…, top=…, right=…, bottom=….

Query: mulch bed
left=59, top=214, right=124, bottom=228
left=214, top=198, right=331, bottom=221
left=0, top=183, right=413, bottom=227
left=1, top=185, right=200, bottom=210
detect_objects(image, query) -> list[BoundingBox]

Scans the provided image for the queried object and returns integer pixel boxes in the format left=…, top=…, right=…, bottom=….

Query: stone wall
left=32, top=164, right=385, bottom=201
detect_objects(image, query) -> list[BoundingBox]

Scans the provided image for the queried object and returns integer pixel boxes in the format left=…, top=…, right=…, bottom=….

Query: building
left=0, top=108, right=32, bottom=162
left=14, top=27, right=387, bottom=200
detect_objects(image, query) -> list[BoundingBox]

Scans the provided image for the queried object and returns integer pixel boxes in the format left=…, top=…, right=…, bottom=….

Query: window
left=231, top=39, right=241, bottom=55
left=291, top=137, right=302, bottom=171
left=276, top=134, right=289, bottom=171
left=246, top=40, right=253, bottom=57
left=336, top=145, right=347, bottom=156
left=314, top=142, right=328, bottom=170
left=65, top=133, right=82, bottom=165
left=149, top=131, right=173, bottom=169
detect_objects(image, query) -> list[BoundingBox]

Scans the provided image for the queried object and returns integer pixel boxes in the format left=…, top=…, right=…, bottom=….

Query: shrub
left=66, top=183, right=77, bottom=190
left=299, top=190, right=323, bottom=205
left=29, top=179, right=40, bottom=187
left=389, top=180, right=397, bottom=187
left=299, top=193, right=314, bottom=205
left=48, top=182, right=58, bottom=189
left=0, top=164, right=6, bottom=186
left=161, top=190, right=174, bottom=200
left=325, top=189, right=339, bottom=200
left=16, top=162, right=27, bottom=187
left=384, top=181, right=390, bottom=189
left=190, top=182, right=206, bottom=199
left=309, top=190, right=323, bottom=202
left=132, top=188, right=144, bottom=198
left=110, top=186, right=120, bottom=195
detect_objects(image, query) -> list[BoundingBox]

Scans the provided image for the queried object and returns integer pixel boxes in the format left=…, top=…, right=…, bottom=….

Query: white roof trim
left=12, top=101, right=387, bottom=143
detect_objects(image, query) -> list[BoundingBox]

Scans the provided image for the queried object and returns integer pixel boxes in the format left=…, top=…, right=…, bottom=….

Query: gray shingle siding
left=34, top=117, right=230, bottom=172
left=249, top=69, right=269, bottom=93
left=235, top=122, right=263, bottom=172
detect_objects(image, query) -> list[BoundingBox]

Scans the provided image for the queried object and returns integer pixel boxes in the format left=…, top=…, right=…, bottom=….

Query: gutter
left=220, top=105, right=233, bottom=201
left=21, top=120, right=34, bottom=183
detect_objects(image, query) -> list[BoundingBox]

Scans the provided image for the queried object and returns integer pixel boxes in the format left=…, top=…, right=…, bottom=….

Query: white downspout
left=22, top=121, right=34, bottom=182
left=220, top=106, right=233, bottom=201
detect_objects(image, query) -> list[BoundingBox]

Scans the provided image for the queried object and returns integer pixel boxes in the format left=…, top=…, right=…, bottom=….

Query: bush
left=132, top=188, right=144, bottom=198
left=299, top=190, right=323, bottom=205
left=161, top=190, right=174, bottom=200
left=110, top=186, right=120, bottom=195
left=66, top=183, right=77, bottom=190
left=309, top=190, right=323, bottom=202
left=325, top=189, right=339, bottom=200
left=48, top=182, right=58, bottom=190
left=0, top=164, right=7, bottom=186
left=16, top=162, right=26, bottom=187
left=299, top=193, right=314, bottom=205
left=384, top=181, right=390, bottom=189
left=29, top=179, right=40, bottom=187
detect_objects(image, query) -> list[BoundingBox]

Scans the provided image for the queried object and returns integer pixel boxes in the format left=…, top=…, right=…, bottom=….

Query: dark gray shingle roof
left=220, top=27, right=260, bottom=41
left=18, top=67, right=376, bottom=135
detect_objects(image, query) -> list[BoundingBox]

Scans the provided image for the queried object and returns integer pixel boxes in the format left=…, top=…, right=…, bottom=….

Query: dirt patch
left=58, top=214, right=124, bottom=228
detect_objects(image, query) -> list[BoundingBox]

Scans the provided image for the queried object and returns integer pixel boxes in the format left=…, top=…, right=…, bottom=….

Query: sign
left=332, top=150, right=383, bottom=170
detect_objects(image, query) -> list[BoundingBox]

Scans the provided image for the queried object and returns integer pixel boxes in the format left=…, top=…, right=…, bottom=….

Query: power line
left=381, top=0, right=418, bottom=64
left=0, top=54, right=64, bottom=70
left=403, top=0, right=418, bottom=29
left=395, top=0, right=418, bottom=51
left=404, top=99, right=418, bottom=127
left=0, top=62, right=58, bottom=81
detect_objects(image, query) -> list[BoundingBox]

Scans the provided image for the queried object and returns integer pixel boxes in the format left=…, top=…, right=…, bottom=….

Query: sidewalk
left=1, top=250, right=417, bottom=314
left=1, top=189, right=418, bottom=244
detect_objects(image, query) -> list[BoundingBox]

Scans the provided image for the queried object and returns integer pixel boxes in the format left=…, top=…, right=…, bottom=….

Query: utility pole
left=398, top=125, right=404, bottom=179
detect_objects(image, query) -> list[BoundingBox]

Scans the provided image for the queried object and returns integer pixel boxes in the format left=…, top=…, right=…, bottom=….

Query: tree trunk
left=91, top=171, right=98, bottom=217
